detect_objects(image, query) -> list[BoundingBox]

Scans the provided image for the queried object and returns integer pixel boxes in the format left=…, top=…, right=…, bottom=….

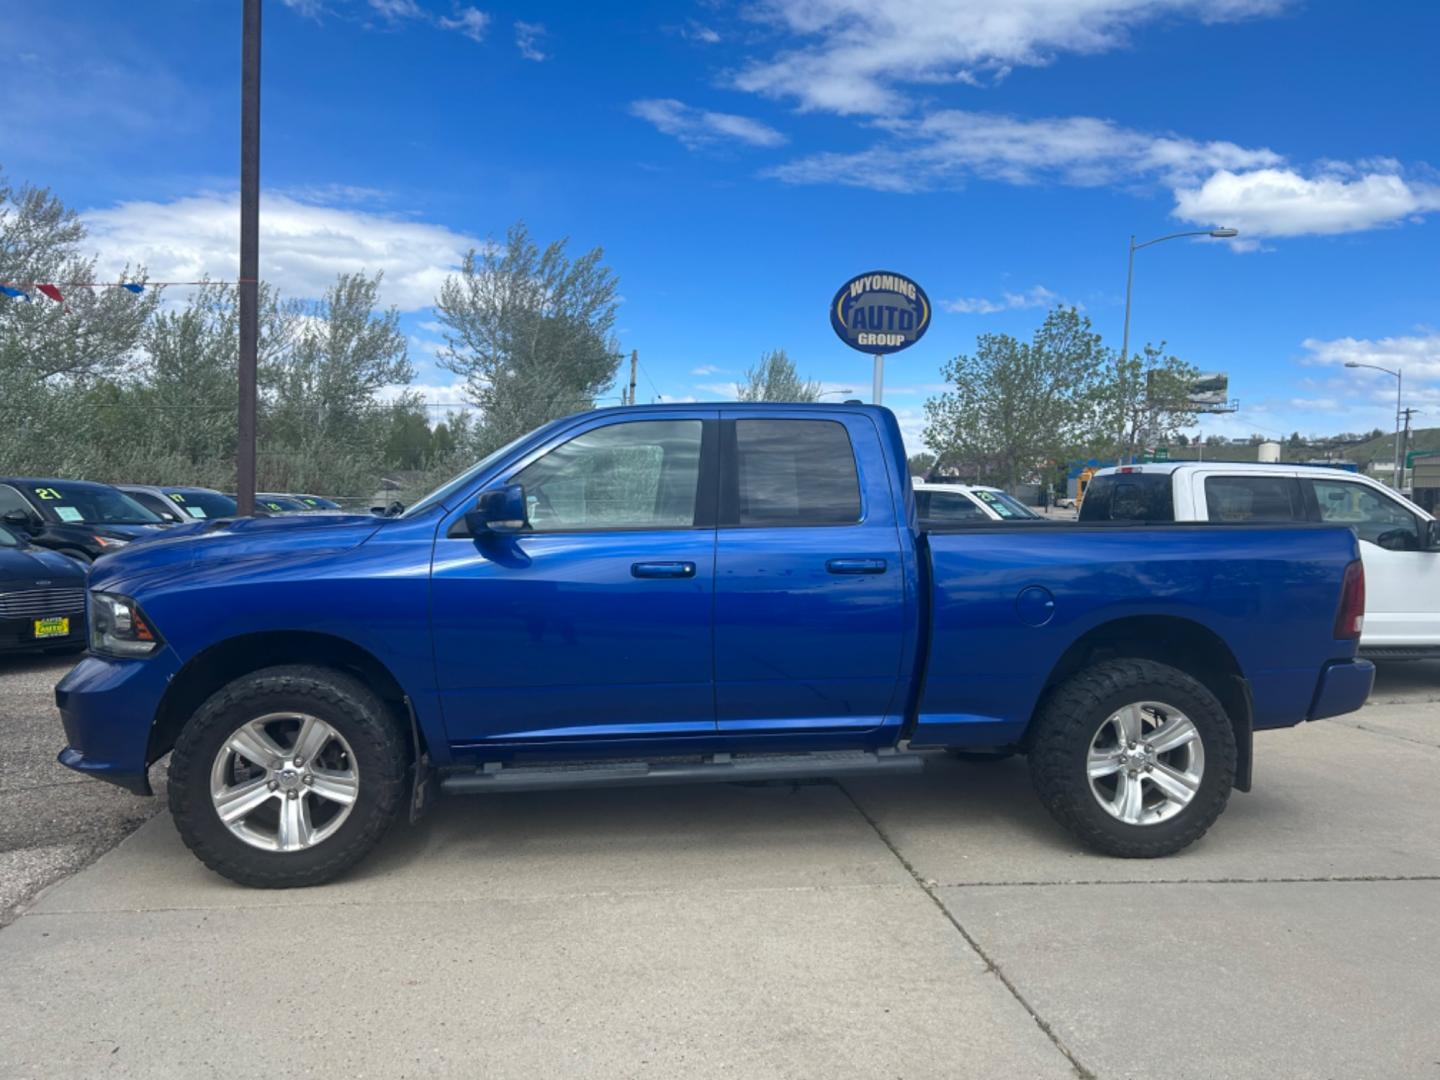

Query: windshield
left=973, top=492, right=1042, bottom=521
left=298, top=495, right=341, bottom=510
left=164, top=489, right=238, bottom=520
left=26, top=484, right=162, bottom=525
left=400, top=426, right=552, bottom=519
left=972, top=488, right=1039, bottom=520
left=256, top=494, right=309, bottom=513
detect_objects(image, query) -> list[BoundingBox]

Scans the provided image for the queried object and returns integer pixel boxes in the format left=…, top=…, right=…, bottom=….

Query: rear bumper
left=1307, top=658, right=1375, bottom=722
left=54, top=650, right=181, bottom=796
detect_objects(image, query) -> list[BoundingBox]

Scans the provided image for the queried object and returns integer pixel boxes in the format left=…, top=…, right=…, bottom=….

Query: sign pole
left=872, top=355, right=883, bottom=405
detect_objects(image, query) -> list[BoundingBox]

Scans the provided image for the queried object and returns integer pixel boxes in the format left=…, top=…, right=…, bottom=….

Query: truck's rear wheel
left=1028, top=659, right=1236, bottom=857
left=168, top=665, right=406, bottom=887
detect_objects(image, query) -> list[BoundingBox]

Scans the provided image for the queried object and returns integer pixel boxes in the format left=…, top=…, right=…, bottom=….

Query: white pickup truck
left=1080, top=461, right=1440, bottom=659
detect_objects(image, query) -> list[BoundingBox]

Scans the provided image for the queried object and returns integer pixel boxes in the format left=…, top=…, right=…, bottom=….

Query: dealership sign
left=830, top=271, right=931, bottom=355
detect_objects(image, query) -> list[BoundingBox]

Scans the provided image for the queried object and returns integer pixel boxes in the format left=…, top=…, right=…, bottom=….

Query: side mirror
left=2, top=509, right=33, bottom=531
left=465, top=484, right=528, bottom=535
left=1425, top=519, right=1440, bottom=551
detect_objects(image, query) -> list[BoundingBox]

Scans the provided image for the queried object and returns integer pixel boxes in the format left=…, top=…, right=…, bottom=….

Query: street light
left=1344, top=361, right=1403, bottom=488
left=1120, top=228, right=1239, bottom=461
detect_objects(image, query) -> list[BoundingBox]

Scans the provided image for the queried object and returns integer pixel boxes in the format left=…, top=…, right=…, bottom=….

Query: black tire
left=1028, top=658, right=1236, bottom=858
left=168, top=665, right=407, bottom=887
left=945, top=749, right=1017, bottom=763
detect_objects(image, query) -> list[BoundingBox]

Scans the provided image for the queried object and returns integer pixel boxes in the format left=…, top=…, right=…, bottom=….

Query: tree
left=736, top=348, right=821, bottom=402
left=906, top=452, right=935, bottom=477
left=923, top=307, right=1108, bottom=489
left=1095, top=342, right=1200, bottom=463
left=436, top=222, right=621, bottom=453
left=0, top=174, right=158, bottom=472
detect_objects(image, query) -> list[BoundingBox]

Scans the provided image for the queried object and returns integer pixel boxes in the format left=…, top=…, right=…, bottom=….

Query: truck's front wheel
left=168, top=665, right=407, bottom=887
left=1028, top=659, right=1236, bottom=857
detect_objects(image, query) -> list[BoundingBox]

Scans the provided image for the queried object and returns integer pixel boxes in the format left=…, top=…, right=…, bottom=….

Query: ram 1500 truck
left=56, top=404, right=1374, bottom=887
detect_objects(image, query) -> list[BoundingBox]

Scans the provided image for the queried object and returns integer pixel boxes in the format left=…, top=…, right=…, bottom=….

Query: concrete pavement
left=0, top=659, right=1436, bottom=1078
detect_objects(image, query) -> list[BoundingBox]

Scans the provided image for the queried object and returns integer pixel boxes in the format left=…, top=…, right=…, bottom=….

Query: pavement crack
left=1326, top=719, right=1440, bottom=750
left=835, top=781, right=1096, bottom=1080
left=931, top=874, right=1440, bottom=888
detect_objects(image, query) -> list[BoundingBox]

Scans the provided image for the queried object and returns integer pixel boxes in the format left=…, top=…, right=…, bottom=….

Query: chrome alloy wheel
left=1086, top=701, right=1205, bottom=826
left=209, top=713, right=360, bottom=852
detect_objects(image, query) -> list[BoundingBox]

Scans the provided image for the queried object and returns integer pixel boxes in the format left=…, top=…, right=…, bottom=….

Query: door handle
left=826, top=558, right=887, bottom=575
left=631, top=561, right=696, bottom=579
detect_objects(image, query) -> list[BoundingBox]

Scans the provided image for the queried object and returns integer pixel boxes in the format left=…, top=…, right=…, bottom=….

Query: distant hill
left=1156, top=427, right=1440, bottom=467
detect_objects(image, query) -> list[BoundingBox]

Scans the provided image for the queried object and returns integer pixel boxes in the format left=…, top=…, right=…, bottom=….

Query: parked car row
left=0, top=477, right=348, bottom=656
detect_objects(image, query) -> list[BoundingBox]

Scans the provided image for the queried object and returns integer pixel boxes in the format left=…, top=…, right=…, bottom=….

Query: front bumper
left=0, top=613, right=85, bottom=653
left=54, top=649, right=182, bottom=796
left=1307, top=658, right=1375, bottom=722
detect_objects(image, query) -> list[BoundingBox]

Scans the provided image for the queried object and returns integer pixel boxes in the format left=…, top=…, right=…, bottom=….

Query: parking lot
left=1, top=653, right=1436, bottom=1079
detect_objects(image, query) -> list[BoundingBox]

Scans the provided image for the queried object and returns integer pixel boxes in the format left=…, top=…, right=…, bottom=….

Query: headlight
left=92, top=536, right=130, bottom=550
left=89, top=592, right=162, bottom=657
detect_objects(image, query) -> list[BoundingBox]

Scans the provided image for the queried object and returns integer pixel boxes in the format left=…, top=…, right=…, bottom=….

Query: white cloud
left=280, top=0, right=328, bottom=16
left=1301, top=332, right=1440, bottom=383
left=1173, top=168, right=1440, bottom=238
left=690, top=364, right=726, bottom=375
left=514, top=20, right=547, bottom=60
left=437, top=5, right=489, bottom=42
left=686, top=23, right=722, bottom=44
left=736, top=0, right=1287, bottom=115
left=631, top=99, right=787, bottom=150
left=369, top=0, right=424, bottom=20
left=942, top=285, right=1061, bottom=315
left=768, top=110, right=1279, bottom=192
left=83, top=192, right=483, bottom=312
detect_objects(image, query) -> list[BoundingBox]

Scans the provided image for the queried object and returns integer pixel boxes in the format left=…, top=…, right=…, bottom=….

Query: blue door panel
left=432, top=530, right=716, bottom=742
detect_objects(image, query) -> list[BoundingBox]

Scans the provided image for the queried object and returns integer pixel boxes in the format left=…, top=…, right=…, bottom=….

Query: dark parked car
left=255, top=493, right=312, bottom=514
left=293, top=494, right=343, bottom=511
left=0, top=522, right=87, bottom=654
left=119, top=485, right=239, bottom=523
left=0, top=478, right=167, bottom=563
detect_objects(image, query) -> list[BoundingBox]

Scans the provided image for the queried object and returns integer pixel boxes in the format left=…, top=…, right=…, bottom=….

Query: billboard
left=1188, top=372, right=1229, bottom=407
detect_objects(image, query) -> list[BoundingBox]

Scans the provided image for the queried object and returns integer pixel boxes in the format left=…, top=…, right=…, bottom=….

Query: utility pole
left=1400, top=406, right=1419, bottom=491
left=236, top=0, right=261, bottom=516
left=627, top=350, right=637, bottom=407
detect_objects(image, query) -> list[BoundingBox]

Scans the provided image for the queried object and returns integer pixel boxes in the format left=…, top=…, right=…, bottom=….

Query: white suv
left=914, top=482, right=1041, bottom=523
left=1080, top=461, right=1440, bottom=657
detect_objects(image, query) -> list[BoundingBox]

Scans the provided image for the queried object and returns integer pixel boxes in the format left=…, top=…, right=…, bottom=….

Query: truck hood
left=0, top=543, right=88, bottom=585
left=88, top=512, right=386, bottom=594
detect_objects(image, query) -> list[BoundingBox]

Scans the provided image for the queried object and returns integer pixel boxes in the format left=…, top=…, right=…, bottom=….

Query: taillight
left=1334, top=559, right=1365, bottom=640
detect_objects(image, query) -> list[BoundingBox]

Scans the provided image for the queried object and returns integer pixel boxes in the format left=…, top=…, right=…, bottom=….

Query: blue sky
left=3, top=0, right=1438, bottom=450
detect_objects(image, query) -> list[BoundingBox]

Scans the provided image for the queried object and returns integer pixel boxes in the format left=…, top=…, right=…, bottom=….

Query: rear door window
left=1203, top=475, right=1305, bottom=523
left=1077, top=474, right=1174, bottom=522
left=731, top=419, right=860, bottom=526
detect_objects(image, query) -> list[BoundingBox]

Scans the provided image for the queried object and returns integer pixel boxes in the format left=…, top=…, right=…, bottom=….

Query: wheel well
left=1038, top=615, right=1253, bottom=789
left=148, top=632, right=415, bottom=766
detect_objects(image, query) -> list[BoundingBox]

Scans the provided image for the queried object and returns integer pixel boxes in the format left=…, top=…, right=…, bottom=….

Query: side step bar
left=440, top=748, right=925, bottom=795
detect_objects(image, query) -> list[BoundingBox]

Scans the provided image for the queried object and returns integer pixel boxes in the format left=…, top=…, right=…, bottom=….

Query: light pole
left=1345, top=361, right=1403, bottom=488
left=1120, top=227, right=1238, bottom=462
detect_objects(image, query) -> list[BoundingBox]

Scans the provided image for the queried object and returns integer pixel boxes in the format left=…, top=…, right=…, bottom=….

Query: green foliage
left=923, top=307, right=1109, bottom=488
left=736, top=348, right=822, bottom=402
left=435, top=222, right=621, bottom=453
left=1095, top=341, right=1200, bottom=462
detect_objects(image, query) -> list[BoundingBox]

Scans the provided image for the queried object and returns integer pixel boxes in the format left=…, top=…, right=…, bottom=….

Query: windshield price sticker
left=830, top=270, right=931, bottom=355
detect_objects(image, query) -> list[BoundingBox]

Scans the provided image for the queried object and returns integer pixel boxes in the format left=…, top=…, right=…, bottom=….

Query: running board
left=1360, top=647, right=1440, bottom=661
left=439, top=748, right=924, bottom=795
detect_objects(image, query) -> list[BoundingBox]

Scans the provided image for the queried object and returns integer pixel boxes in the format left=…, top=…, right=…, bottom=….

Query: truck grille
left=0, top=588, right=86, bottom=619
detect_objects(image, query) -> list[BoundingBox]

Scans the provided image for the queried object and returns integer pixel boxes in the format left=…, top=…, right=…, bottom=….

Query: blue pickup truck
left=56, top=404, right=1374, bottom=887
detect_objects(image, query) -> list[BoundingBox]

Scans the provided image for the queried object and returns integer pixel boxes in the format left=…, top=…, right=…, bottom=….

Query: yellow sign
left=33, top=617, right=70, bottom=639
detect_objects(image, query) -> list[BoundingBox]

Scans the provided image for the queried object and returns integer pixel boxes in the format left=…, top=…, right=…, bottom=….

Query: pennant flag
left=36, top=284, right=64, bottom=303
left=0, top=285, right=29, bottom=300
left=121, top=283, right=145, bottom=294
